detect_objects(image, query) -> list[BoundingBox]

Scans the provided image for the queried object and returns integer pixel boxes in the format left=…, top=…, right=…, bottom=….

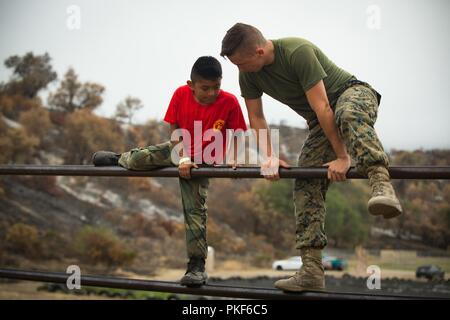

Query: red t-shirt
left=164, top=85, right=247, bottom=164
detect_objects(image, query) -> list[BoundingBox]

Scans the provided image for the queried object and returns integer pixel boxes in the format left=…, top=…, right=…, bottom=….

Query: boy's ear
left=187, top=80, right=194, bottom=89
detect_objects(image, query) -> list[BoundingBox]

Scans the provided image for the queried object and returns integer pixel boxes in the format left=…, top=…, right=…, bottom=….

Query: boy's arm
left=305, top=79, right=351, bottom=182
left=169, top=123, right=187, bottom=158
left=233, top=136, right=238, bottom=167
left=169, top=122, right=198, bottom=178
left=169, top=123, right=180, bottom=145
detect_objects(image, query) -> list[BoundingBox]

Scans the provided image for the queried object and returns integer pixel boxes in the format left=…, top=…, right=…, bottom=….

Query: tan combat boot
left=367, top=166, right=403, bottom=219
left=274, top=248, right=325, bottom=292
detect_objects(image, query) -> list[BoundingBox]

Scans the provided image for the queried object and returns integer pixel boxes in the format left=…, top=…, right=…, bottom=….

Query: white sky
left=0, top=0, right=449, bottom=151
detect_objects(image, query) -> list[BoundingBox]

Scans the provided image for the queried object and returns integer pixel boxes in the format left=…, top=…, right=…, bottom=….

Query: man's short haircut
left=190, top=56, right=222, bottom=82
left=220, top=23, right=266, bottom=58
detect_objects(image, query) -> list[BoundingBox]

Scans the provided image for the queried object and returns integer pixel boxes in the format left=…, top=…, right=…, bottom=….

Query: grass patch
left=37, top=283, right=189, bottom=300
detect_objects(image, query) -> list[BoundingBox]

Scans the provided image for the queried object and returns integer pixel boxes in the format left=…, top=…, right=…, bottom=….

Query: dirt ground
left=0, top=281, right=119, bottom=300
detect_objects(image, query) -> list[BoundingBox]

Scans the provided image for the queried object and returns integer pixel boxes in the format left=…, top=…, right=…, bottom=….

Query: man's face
left=228, top=50, right=265, bottom=73
left=188, top=78, right=221, bottom=105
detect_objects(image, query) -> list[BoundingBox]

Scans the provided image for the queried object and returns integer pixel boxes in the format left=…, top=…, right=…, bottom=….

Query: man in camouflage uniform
left=92, top=56, right=247, bottom=287
left=221, top=23, right=402, bottom=292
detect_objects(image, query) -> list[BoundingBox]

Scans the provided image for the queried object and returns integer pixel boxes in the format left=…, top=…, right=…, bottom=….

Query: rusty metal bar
left=0, top=268, right=436, bottom=300
left=0, top=165, right=450, bottom=179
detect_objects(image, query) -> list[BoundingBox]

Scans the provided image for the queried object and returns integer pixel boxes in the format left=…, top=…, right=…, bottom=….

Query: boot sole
left=180, top=278, right=208, bottom=288
left=274, top=283, right=326, bottom=293
left=368, top=196, right=403, bottom=219
left=92, top=151, right=120, bottom=166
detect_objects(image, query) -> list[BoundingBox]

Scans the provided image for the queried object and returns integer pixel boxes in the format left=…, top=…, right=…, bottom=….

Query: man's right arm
left=245, top=98, right=272, bottom=159
left=245, top=98, right=289, bottom=180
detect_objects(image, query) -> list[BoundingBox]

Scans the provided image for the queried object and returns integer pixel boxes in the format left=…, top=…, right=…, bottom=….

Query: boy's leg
left=179, top=176, right=209, bottom=287
left=334, top=85, right=402, bottom=219
left=275, top=126, right=335, bottom=292
left=118, top=141, right=175, bottom=170
left=92, top=151, right=121, bottom=166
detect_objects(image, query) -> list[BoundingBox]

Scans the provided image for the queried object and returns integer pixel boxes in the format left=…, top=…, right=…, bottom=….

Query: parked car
left=272, top=256, right=302, bottom=271
left=416, top=265, right=445, bottom=281
left=272, top=255, right=347, bottom=271
left=322, top=256, right=347, bottom=271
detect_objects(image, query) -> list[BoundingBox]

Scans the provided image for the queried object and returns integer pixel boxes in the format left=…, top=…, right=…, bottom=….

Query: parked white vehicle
left=273, top=254, right=347, bottom=271
left=272, top=256, right=303, bottom=271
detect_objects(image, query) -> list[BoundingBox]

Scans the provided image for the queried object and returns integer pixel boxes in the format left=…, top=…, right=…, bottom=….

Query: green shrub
left=5, top=223, right=41, bottom=259
left=73, top=226, right=135, bottom=267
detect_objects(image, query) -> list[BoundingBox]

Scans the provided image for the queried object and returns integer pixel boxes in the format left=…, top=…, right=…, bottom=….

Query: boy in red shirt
left=92, top=56, right=247, bottom=287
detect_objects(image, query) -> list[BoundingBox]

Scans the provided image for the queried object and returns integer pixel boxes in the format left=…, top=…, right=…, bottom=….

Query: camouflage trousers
left=295, top=84, right=389, bottom=249
left=118, top=141, right=210, bottom=260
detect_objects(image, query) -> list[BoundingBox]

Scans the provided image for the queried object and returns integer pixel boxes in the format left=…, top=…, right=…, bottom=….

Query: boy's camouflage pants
left=118, top=142, right=209, bottom=260
left=295, top=84, right=389, bottom=249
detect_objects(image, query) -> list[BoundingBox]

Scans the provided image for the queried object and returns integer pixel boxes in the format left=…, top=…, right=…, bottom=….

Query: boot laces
left=373, top=183, right=385, bottom=196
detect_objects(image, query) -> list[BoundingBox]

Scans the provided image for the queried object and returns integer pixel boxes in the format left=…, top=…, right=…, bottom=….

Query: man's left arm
left=305, top=80, right=351, bottom=182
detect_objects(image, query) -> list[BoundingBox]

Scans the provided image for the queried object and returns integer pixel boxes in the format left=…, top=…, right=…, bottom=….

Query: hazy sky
left=0, top=0, right=449, bottom=151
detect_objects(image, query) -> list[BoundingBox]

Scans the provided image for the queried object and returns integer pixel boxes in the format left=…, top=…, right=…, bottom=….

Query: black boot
left=180, top=257, right=207, bottom=287
left=92, top=151, right=121, bottom=166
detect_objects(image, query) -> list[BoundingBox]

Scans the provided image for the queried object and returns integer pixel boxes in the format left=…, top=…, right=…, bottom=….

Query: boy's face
left=187, top=78, right=221, bottom=105
left=228, top=49, right=266, bottom=73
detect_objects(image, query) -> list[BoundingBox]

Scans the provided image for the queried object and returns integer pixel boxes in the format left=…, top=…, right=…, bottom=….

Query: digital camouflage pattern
left=295, top=83, right=389, bottom=249
left=118, top=141, right=210, bottom=260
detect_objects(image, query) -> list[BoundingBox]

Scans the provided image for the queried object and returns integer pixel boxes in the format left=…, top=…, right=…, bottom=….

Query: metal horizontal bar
left=0, top=165, right=449, bottom=179
left=0, top=268, right=434, bottom=300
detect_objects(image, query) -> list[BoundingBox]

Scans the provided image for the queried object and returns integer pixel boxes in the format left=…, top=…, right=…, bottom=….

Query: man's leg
left=179, top=176, right=209, bottom=287
left=334, top=85, right=402, bottom=219
left=275, top=125, right=335, bottom=292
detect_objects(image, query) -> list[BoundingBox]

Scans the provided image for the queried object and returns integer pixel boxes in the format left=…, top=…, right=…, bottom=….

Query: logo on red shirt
left=213, top=119, right=225, bottom=132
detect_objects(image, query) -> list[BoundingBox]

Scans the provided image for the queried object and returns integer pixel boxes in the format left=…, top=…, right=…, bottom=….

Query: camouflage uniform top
left=238, top=37, right=354, bottom=122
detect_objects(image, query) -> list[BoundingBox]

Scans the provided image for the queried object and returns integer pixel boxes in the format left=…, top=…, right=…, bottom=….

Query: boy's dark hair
left=190, top=56, right=222, bottom=82
left=220, top=23, right=266, bottom=58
